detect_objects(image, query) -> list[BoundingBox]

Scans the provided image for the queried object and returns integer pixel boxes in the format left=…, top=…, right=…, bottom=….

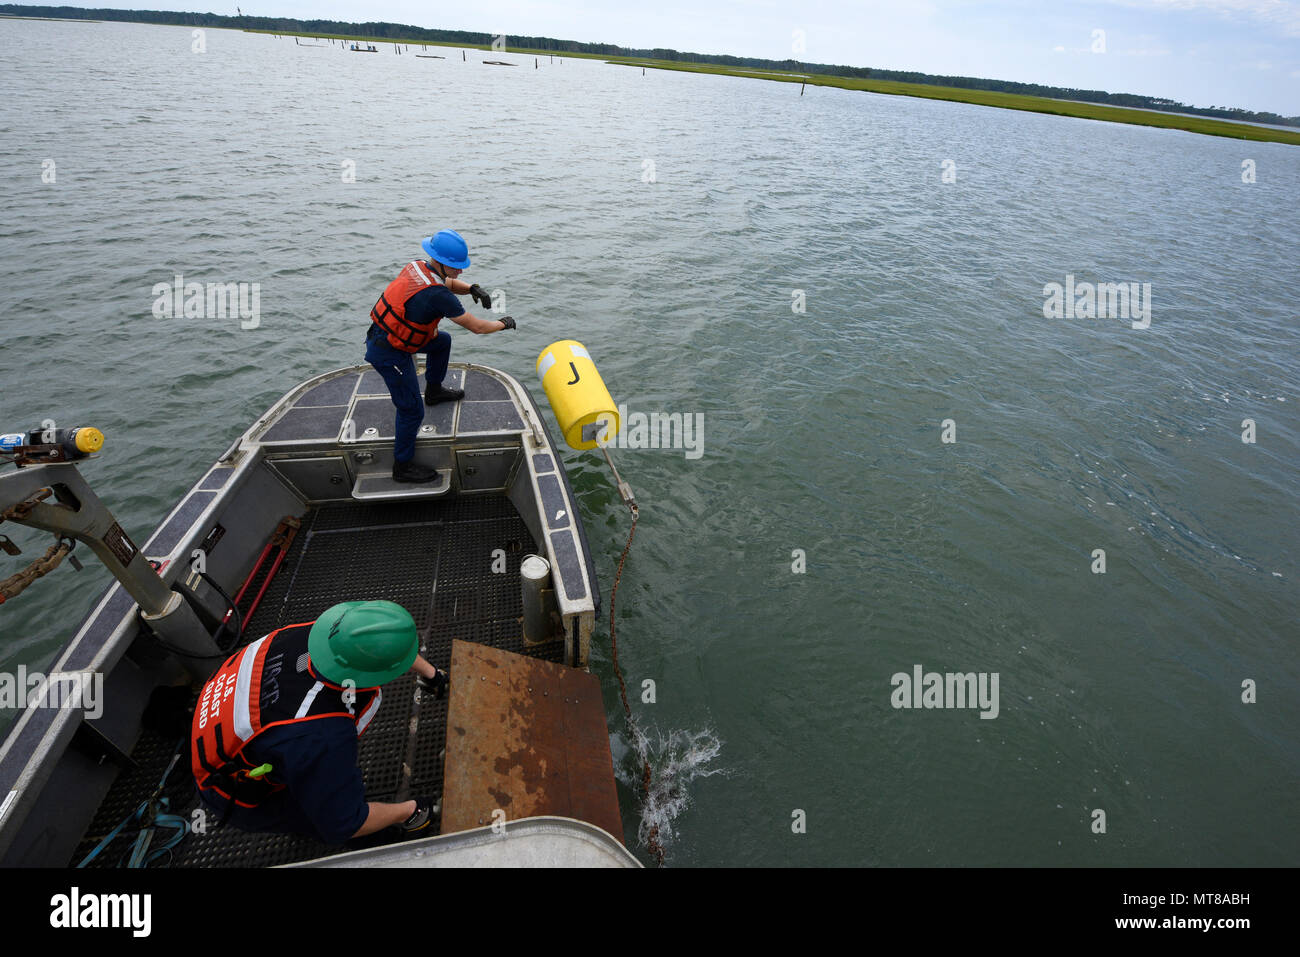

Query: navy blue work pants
left=364, top=326, right=451, bottom=463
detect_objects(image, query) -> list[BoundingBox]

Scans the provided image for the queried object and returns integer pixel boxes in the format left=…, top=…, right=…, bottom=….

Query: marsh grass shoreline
left=601, top=56, right=1300, bottom=145
left=250, top=29, right=1300, bottom=145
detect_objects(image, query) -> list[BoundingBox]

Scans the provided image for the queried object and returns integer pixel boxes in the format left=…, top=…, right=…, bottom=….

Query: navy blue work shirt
left=197, top=716, right=370, bottom=845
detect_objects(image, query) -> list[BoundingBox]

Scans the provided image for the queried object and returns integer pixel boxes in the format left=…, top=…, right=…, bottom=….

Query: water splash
left=615, top=724, right=725, bottom=859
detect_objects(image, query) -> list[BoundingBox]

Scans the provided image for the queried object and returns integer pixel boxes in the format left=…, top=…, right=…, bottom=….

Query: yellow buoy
left=536, top=340, right=619, bottom=450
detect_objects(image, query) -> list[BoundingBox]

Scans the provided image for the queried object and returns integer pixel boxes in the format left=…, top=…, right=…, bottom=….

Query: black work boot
left=424, top=382, right=465, bottom=406
left=392, top=460, right=441, bottom=484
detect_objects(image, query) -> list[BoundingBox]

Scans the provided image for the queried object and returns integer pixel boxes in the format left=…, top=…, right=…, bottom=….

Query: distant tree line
left=4, top=4, right=1295, bottom=127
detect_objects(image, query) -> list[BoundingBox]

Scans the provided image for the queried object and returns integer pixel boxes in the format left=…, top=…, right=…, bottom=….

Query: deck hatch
left=262, top=406, right=350, bottom=444
left=295, top=374, right=360, bottom=408
left=457, top=401, right=525, bottom=434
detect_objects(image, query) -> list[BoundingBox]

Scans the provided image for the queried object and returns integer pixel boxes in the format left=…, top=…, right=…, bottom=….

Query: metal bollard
left=520, top=554, right=552, bottom=645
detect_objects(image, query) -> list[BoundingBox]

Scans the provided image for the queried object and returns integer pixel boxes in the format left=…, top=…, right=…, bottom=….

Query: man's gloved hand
left=400, top=797, right=435, bottom=833
left=417, top=668, right=448, bottom=699
left=498, top=316, right=516, bottom=331
left=469, top=284, right=491, bottom=309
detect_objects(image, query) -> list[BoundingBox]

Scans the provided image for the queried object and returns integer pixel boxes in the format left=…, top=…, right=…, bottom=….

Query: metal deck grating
left=70, top=494, right=566, bottom=868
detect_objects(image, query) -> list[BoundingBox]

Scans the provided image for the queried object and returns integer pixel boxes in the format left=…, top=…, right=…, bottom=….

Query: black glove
left=469, top=284, right=491, bottom=309
left=400, top=797, right=435, bottom=833
left=498, top=316, right=516, bottom=331
left=418, top=668, right=448, bottom=699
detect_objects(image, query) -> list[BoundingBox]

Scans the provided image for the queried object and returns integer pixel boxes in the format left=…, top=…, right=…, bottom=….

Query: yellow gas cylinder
left=536, top=340, right=619, bottom=450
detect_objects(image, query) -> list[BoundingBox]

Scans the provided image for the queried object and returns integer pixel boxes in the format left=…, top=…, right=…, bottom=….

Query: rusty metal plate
left=442, top=640, right=623, bottom=843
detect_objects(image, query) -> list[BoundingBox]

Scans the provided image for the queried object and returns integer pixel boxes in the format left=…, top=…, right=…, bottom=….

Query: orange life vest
left=191, top=622, right=381, bottom=808
left=370, top=260, right=446, bottom=352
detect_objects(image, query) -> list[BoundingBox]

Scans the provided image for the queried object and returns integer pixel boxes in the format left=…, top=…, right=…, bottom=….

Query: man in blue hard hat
left=366, top=230, right=516, bottom=484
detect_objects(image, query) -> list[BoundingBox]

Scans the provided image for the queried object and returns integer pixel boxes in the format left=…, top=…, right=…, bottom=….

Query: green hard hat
left=308, top=601, right=418, bottom=688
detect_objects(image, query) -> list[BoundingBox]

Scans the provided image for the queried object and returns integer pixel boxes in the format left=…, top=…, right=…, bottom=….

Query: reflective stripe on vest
left=370, top=260, right=445, bottom=352
left=191, top=622, right=381, bottom=808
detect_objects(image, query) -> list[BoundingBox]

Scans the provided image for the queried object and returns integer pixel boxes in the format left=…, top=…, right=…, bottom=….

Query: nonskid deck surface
left=72, top=495, right=562, bottom=867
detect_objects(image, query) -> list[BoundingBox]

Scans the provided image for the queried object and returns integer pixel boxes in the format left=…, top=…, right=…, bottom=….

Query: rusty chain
left=607, top=503, right=665, bottom=865
left=0, top=491, right=71, bottom=605
left=0, top=538, right=73, bottom=605
left=2, top=489, right=52, bottom=522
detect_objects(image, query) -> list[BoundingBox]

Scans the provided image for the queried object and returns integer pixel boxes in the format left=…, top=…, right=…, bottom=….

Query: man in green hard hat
left=191, top=600, right=449, bottom=843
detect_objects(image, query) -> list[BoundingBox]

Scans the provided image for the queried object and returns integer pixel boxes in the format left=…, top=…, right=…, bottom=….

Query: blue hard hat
left=421, top=230, right=471, bottom=269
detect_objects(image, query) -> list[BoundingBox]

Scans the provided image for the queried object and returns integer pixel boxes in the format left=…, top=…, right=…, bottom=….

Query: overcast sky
left=78, top=0, right=1300, bottom=114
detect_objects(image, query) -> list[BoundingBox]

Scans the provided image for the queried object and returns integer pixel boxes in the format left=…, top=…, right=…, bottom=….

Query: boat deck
left=70, top=494, right=561, bottom=868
